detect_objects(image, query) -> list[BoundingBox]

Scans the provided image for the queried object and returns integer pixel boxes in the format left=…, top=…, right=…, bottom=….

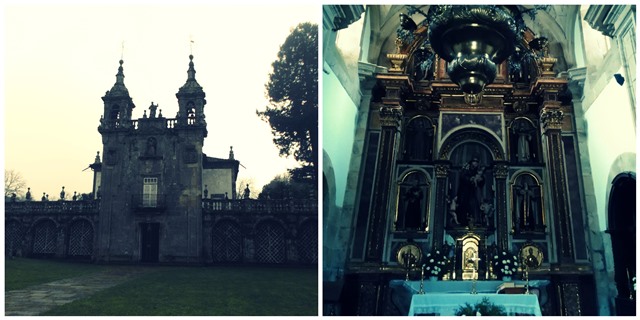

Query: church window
left=142, top=177, right=158, bottom=207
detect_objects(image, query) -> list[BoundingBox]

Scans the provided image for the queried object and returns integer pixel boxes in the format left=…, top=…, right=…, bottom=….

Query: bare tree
left=236, top=176, right=257, bottom=199
left=5, top=169, right=27, bottom=197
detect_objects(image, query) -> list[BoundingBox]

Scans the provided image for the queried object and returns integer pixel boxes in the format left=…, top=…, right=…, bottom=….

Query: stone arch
left=323, top=149, right=337, bottom=211
left=212, top=219, right=243, bottom=262
left=254, top=219, right=286, bottom=264
left=67, top=219, right=94, bottom=258
left=439, top=127, right=505, bottom=161
left=444, top=131, right=500, bottom=228
left=31, top=219, right=58, bottom=257
left=297, top=219, right=318, bottom=264
left=403, top=116, right=436, bottom=161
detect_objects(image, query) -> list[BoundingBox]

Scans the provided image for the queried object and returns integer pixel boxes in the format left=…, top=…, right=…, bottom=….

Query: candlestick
left=419, top=264, right=425, bottom=294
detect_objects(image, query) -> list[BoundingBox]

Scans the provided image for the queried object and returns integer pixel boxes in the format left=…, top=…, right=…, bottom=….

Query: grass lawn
left=6, top=259, right=317, bottom=316
left=5, top=258, right=107, bottom=291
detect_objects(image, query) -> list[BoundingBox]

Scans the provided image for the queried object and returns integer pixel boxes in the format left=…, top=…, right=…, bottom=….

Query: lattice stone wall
left=212, top=220, right=242, bottom=262
left=255, top=221, right=286, bottom=263
left=298, top=220, right=318, bottom=264
left=67, top=220, right=94, bottom=256
left=5, top=220, right=24, bottom=255
left=32, top=220, right=57, bottom=255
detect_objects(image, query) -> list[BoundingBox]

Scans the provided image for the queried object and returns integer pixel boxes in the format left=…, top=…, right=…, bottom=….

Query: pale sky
left=3, top=4, right=318, bottom=199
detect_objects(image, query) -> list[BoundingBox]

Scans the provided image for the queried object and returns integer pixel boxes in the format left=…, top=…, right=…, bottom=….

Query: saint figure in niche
left=515, top=182, right=541, bottom=230
left=146, top=137, right=157, bottom=156
left=456, top=157, right=485, bottom=226
left=512, top=120, right=534, bottom=163
left=403, top=180, right=424, bottom=230
left=404, top=117, right=433, bottom=161
left=396, top=174, right=428, bottom=231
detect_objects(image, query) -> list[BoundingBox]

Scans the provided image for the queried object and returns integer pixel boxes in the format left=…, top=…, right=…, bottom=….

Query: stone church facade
left=323, top=5, right=635, bottom=316
left=5, top=55, right=317, bottom=266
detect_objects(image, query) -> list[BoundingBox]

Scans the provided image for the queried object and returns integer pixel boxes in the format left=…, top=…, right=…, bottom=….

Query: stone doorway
left=140, top=223, right=160, bottom=263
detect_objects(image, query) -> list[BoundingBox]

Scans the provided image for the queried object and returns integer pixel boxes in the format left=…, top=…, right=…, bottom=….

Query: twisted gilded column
left=364, top=104, right=403, bottom=261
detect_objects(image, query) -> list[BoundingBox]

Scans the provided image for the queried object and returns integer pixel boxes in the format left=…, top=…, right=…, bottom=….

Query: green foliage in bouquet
left=454, top=297, right=507, bottom=316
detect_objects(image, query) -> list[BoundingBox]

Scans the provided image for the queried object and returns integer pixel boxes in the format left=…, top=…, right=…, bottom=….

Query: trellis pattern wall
left=5, top=199, right=317, bottom=266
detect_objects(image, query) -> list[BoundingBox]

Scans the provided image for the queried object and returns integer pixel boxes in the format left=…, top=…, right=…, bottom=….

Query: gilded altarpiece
left=342, top=8, right=594, bottom=316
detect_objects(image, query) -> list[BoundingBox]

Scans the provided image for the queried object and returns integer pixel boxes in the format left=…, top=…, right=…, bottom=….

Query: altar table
left=390, top=280, right=548, bottom=316
left=408, top=293, right=542, bottom=316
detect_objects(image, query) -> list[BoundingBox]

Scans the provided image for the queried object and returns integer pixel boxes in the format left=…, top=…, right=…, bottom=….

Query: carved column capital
left=379, top=105, right=403, bottom=128
left=540, top=107, right=564, bottom=131
left=493, top=163, right=509, bottom=179
left=434, top=163, right=450, bottom=178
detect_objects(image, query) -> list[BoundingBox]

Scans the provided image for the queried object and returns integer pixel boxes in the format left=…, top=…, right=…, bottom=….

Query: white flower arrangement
left=423, top=249, right=451, bottom=278
left=492, top=250, right=519, bottom=279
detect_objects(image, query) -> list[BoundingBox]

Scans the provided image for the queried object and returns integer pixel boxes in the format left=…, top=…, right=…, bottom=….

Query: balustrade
left=4, top=200, right=100, bottom=214
left=202, top=199, right=317, bottom=214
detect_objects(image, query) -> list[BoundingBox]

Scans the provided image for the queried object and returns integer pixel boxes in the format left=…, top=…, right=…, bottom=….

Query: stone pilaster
left=364, top=104, right=403, bottom=261
left=431, top=162, right=450, bottom=248
left=557, top=277, right=583, bottom=316
left=493, top=163, right=509, bottom=251
left=540, top=100, right=574, bottom=264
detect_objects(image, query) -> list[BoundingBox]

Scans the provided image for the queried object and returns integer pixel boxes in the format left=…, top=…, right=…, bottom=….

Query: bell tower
left=100, top=60, right=135, bottom=129
left=176, top=54, right=207, bottom=135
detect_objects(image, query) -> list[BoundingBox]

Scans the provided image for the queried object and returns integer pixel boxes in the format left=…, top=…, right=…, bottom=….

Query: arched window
left=187, top=102, right=196, bottom=125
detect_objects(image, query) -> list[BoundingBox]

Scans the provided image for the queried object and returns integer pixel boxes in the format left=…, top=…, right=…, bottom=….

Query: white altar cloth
left=397, top=279, right=550, bottom=294
left=408, top=293, right=542, bottom=316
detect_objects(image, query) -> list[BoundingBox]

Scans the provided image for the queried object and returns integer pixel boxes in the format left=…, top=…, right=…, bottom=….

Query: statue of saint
left=448, top=196, right=460, bottom=226
left=402, top=181, right=424, bottom=230
left=513, top=122, right=533, bottom=163
left=146, top=138, right=157, bottom=156
left=149, top=102, right=158, bottom=118
left=480, top=200, right=494, bottom=227
left=515, top=182, right=540, bottom=230
left=25, top=187, right=32, bottom=201
left=457, top=157, right=485, bottom=226
left=244, top=184, right=251, bottom=199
